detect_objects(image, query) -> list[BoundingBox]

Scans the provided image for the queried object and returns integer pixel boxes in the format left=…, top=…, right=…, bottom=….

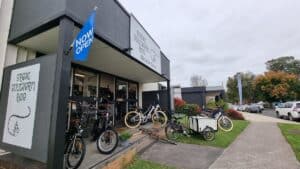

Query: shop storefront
left=0, top=0, right=171, bottom=168
left=70, top=65, right=140, bottom=126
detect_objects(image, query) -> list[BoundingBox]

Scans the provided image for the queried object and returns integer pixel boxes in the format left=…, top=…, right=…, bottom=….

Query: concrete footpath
left=209, top=113, right=300, bottom=169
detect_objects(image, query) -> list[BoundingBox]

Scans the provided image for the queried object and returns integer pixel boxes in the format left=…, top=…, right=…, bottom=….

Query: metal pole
left=47, top=17, right=74, bottom=169
left=237, top=73, right=243, bottom=105
left=167, top=80, right=172, bottom=119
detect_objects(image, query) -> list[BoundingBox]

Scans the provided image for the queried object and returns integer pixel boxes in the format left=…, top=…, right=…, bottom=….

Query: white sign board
left=130, top=15, right=161, bottom=74
left=2, top=64, right=40, bottom=149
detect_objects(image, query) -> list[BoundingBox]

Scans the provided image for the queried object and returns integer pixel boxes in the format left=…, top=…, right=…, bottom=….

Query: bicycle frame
left=140, top=104, right=160, bottom=123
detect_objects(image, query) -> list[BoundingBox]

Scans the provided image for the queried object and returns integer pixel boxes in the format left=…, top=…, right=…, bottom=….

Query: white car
left=275, top=101, right=300, bottom=121
left=237, top=105, right=249, bottom=112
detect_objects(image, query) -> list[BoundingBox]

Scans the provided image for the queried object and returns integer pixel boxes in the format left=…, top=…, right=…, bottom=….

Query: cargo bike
left=165, top=108, right=233, bottom=141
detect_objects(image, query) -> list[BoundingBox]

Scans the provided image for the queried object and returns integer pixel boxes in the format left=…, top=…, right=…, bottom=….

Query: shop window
left=99, top=74, right=115, bottom=101
left=116, top=80, right=128, bottom=122
left=72, top=68, right=97, bottom=97
left=128, top=83, right=138, bottom=111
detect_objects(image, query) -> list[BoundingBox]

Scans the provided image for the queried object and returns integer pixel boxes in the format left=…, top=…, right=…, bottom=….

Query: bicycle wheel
left=97, top=128, right=119, bottom=154
left=152, top=111, right=168, bottom=127
left=203, top=127, right=215, bottom=141
left=218, top=116, right=233, bottom=132
left=165, top=123, right=181, bottom=141
left=124, top=111, right=141, bottom=129
left=66, top=137, right=86, bottom=169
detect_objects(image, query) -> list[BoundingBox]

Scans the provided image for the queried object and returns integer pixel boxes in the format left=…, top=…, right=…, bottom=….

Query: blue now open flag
left=74, top=10, right=96, bottom=61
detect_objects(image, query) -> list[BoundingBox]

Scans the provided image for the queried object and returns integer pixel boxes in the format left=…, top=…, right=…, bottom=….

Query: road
left=261, top=109, right=277, bottom=118
left=260, top=109, right=299, bottom=123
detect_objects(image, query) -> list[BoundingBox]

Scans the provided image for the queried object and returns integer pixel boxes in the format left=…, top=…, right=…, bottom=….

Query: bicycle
left=202, top=108, right=233, bottom=132
left=94, top=97, right=119, bottom=154
left=65, top=103, right=86, bottom=169
left=165, top=114, right=215, bottom=141
left=124, top=104, right=168, bottom=129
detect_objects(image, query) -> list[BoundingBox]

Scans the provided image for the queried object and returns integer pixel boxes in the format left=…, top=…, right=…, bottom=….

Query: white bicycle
left=203, top=108, right=233, bottom=132
left=124, top=104, right=168, bottom=129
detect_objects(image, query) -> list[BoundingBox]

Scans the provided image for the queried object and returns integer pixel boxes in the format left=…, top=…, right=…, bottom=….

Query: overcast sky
left=119, top=0, right=300, bottom=87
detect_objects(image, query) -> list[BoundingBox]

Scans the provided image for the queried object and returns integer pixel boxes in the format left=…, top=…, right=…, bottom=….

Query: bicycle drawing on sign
left=7, top=106, right=31, bottom=137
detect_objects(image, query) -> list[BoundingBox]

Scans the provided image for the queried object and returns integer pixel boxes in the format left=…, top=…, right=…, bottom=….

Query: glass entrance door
left=115, top=80, right=128, bottom=124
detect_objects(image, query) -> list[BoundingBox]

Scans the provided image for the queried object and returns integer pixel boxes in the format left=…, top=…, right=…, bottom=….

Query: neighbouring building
left=172, top=86, right=225, bottom=109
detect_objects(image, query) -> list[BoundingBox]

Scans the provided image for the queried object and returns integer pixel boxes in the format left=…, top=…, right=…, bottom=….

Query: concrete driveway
left=140, top=142, right=223, bottom=169
left=209, top=112, right=300, bottom=169
left=241, top=111, right=298, bottom=124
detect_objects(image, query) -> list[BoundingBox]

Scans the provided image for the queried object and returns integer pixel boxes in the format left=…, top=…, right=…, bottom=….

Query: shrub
left=119, top=131, right=132, bottom=141
left=174, top=97, right=186, bottom=108
left=206, top=99, right=229, bottom=111
left=226, top=109, right=245, bottom=120
left=175, top=104, right=201, bottom=116
left=184, top=104, right=202, bottom=116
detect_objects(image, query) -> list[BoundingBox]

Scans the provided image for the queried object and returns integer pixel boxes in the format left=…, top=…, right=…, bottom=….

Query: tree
left=266, top=56, right=300, bottom=76
left=190, top=75, right=208, bottom=87
left=226, top=72, right=255, bottom=103
left=253, top=71, right=300, bottom=102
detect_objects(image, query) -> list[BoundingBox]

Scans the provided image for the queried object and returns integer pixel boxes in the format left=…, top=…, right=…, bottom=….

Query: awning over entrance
left=18, top=27, right=166, bottom=83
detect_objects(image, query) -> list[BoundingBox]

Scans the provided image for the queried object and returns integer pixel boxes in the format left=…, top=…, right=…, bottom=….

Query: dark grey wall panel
left=9, top=0, right=66, bottom=41
left=0, top=54, right=57, bottom=163
left=182, top=87, right=206, bottom=108
left=142, top=90, right=169, bottom=112
left=66, top=0, right=130, bottom=50
left=161, top=52, right=170, bottom=79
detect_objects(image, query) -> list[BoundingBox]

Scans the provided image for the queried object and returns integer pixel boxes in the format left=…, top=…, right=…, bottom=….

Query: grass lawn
left=126, top=158, right=175, bottom=169
left=176, top=118, right=249, bottom=148
left=278, top=123, right=300, bottom=162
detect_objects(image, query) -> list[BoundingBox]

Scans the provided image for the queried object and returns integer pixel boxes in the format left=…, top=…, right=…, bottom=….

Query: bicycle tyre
left=165, top=123, right=181, bottom=141
left=218, top=116, right=233, bottom=132
left=124, top=111, right=141, bottom=129
left=66, top=137, right=86, bottom=169
left=203, top=127, right=215, bottom=141
left=152, top=111, right=168, bottom=127
left=96, top=128, right=119, bottom=154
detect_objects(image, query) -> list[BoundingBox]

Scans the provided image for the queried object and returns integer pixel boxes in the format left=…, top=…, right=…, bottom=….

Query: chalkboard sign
left=0, top=54, right=57, bottom=163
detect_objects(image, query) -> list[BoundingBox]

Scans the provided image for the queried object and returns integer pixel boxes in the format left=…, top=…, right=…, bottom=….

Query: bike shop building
left=0, top=0, right=170, bottom=167
left=0, top=0, right=171, bottom=124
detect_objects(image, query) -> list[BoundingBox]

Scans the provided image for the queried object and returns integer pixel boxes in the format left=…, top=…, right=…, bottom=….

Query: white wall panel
left=0, top=0, right=14, bottom=90
left=4, top=44, right=18, bottom=66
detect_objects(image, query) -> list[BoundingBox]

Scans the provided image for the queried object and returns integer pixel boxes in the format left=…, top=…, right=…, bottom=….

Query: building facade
left=172, top=86, right=225, bottom=109
left=0, top=0, right=171, bottom=122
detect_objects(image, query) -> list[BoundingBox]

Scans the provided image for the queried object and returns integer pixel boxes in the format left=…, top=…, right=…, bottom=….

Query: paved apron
left=140, top=142, right=223, bottom=169
left=209, top=122, right=300, bottom=169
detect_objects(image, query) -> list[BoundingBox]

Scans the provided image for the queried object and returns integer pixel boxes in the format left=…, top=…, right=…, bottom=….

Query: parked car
left=247, top=104, right=262, bottom=113
left=272, top=102, right=282, bottom=109
left=237, top=105, right=249, bottom=112
left=275, top=101, right=300, bottom=121
left=256, top=101, right=264, bottom=111
left=228, top=103, right=238, bottom=111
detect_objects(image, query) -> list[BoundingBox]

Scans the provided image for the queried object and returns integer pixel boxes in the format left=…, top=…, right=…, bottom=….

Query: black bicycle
left=65, top=107, right=86, bottom=169
left=93, top=97, right=119, bottom=154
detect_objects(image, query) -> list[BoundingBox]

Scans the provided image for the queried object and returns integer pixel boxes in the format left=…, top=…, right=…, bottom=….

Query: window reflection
left=72, top=68, right=97, bottom=97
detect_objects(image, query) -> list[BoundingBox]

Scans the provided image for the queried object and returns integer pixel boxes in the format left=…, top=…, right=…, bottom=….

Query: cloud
left=119, top=0, right=300, bottom=87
